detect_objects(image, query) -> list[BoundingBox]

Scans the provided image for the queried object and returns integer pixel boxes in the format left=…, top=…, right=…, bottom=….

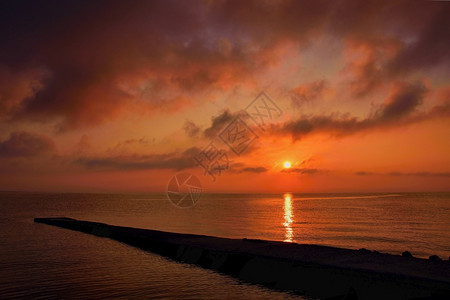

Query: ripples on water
left=0, top=212, right=303, bottom=298
left=0, top=192, right=449, bottom=298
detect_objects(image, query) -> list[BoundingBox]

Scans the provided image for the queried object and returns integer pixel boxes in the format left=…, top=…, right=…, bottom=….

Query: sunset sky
left=0, top=0, right=449, bottom=193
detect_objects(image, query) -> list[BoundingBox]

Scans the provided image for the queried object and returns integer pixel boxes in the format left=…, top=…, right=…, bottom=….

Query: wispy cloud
left=1, top=0, right=448, bottom=130
left=75, top=147, right=200, bottom=171
left=272, top=80, right=449, bottom=141
left=281, top=168, right=323, bottom=175
left=355, top=171, right=450, bottom=177
left=0, top=131, right=55, bottom=157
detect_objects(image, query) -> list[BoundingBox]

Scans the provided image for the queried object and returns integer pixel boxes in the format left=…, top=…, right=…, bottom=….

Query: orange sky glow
left=0, top=0, right=449, bottom=193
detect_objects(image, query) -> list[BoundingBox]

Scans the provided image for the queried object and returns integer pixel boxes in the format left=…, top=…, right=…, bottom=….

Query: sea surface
left=0, top=192, right=449, bottom=299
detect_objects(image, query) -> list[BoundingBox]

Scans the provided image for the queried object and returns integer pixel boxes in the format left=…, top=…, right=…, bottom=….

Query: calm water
left=0, top=192, right=449, bottom=299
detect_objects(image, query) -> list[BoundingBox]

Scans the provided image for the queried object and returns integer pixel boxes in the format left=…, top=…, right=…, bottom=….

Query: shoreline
left=34, top=217, right=450, bottom=299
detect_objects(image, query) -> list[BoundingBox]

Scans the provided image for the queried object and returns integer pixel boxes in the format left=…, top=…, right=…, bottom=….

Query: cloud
left=273, top=80, right=442, bottom=141
left=299, top=157, right=315, bottom=166
left=376, top=81, right=428, bottom=120
left=0, top=67, right=48, bottom=117
left=203, top=109, right=237, bottom=138
left=290, top=80, right=328, bottom=107
left=240, top=166, right=267, bottom=173
left=355, top=171, right=450, bottom=177
left=183, top=120, right=201, bottom=138
left=386, top=7, right=450, bottom=76
left=213, top=0, right=450, bottom=74
left=281, top=168, right=321, bottom=175
left=0, top=131, right=56, bottom=157
left=0, top=1, right=272, bottom=130
left=74, top=147, right=200, bottom=171
left=105, top=137, right=154, bottom=155
left=235, top=166, right=268, bottom=174
left=344, top=38, right=402, bottom=97
left=1, top=0, right=448, bottom=130
left=387, top=171, right=450, bottom=178
left=75, top=134, right=92, bottom=154
left=226, top=162, right=267, bottom=174
left=185, top=109, right=260, bottom=156
left=355, top=171, right=374, bottom=176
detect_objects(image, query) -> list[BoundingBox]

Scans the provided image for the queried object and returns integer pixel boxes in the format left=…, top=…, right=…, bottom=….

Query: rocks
left=343, top=287, right=358, bottom=300
left=402, top=251, right=413, bottom=258
left=242, top=238, right=268, bottom=243
left=429, top=255, right=442, bottom=262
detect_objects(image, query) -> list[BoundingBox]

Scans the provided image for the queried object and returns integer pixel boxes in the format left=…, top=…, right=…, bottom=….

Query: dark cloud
left=205, top=109, right=257, bottom=137
left=356, top=171, right=450, bottom=177
left=227, top=163, right=267, bottom=174
left=273, top=80, right=442, bottom=141
left=75, top=147, right=200, bottom=171
left=75, top=134, right=92, bottom=154
left=203, top=109, right=235, bottom=138
left=0, top=1, right=268, bottom=129
left=290, top=80, right=327, bottom=107
left=184, top=109, right=252, bottom=140
left=183, top=120, right=201, bottom=138
left=276, top=114, right=364, bottom=141
left=105, top=137, right=154, bottom=155
left=332, top=1, right=450, bottom=80
left=0, top=131, right=55, bottom=157
left=0, top=67, right=46, bottom=117
left=198, top=109, right=261, bottom=156
left=0, top=0, right=448, bottom=129
left=213, top=0, right=450, bottom=72
left=281, top=168, right=321, bottom=175
left=429, top=91, right=450, bottom=118
left=344, top=38, right=400, bottom=97
left=386, top=6, right=450, bottom=76
left=376, top=81, right=428, bottom=120
left=387, top=171, right=450, bottom=178
left=300, top=157, right=315, bottom=165
left=238, top=166, right=268, bottom=174
left=342, top=1, right=450, bottom=97
left=355, top=171, right=375, bottom=176
left=230, top=162, right=245, bottom=168
left=111, top=137, right=151, bottom=149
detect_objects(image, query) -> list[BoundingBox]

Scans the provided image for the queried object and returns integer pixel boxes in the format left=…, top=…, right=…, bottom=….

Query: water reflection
left=283, top=193, right=294, bottom=242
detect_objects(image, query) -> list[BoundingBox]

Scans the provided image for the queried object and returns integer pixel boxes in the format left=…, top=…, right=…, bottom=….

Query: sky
left=0, top=0, right=449, bottom=193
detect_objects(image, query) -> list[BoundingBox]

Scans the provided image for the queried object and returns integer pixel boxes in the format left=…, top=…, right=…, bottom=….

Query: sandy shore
left=34, top=217, right=449, bottom=299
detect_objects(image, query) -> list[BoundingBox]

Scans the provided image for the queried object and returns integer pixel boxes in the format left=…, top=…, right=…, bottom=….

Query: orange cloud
left=0, top=131, right=55, bottom=157
left=1, top=0, right=448, bottom=131
left=271, top=80, right=445, bottom=141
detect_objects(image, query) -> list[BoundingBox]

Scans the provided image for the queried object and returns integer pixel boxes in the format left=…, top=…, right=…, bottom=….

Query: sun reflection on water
left=283, top=193, right=294, bottom=242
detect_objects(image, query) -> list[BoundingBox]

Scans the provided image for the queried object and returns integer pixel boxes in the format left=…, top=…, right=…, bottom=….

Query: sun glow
left=283, top=161, right=291, bottom=168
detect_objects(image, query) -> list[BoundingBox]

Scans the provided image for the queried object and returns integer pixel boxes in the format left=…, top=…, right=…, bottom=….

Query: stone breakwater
left=34, top=217, right=450, bottom=300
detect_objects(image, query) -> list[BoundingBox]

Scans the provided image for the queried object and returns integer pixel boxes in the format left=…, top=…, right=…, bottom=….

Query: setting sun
left=284, top=161, right=292, bottom=169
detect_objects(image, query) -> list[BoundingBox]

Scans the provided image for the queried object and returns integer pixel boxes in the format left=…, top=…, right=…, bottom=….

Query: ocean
left=0, top=192, right=449, bottom=299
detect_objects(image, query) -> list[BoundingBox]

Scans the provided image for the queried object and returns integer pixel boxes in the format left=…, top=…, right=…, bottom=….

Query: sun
left=283, top=161, right=291, bottom=168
